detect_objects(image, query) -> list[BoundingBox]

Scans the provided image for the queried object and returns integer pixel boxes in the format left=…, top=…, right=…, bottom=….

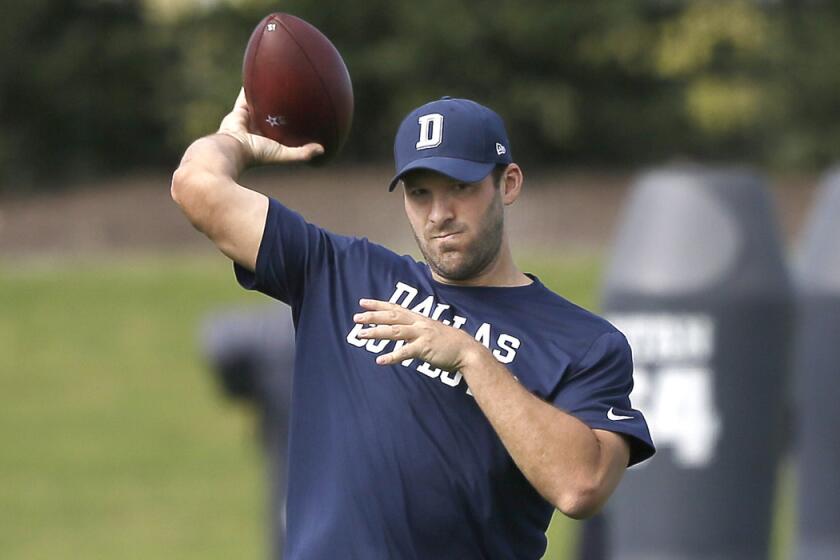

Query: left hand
left=353, top=299, right=481, bottom=371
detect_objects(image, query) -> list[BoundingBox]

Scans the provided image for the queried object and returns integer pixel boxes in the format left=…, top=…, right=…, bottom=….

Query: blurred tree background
left=3, top=0, right=840, bottom=191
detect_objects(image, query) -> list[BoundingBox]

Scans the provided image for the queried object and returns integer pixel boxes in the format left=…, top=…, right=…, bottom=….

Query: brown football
left=242, top=13, right=353, bottom=162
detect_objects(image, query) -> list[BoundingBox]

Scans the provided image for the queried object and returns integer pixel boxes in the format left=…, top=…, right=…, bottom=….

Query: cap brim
left=387, top=157, right=496, bottom=191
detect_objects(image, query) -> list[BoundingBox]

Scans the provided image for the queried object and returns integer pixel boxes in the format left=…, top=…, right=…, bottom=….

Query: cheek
left=404, top=207, right=426, bottom=235
left=463, top=207, right=488, bottom=233
left=405, top=211, right=423, bottom=235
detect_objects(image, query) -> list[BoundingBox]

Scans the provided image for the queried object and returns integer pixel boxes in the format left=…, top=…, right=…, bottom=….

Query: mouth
left=431, top=231, right=463, bottom=241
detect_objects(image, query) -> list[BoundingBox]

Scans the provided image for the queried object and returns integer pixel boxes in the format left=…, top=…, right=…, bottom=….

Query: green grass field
left=0, top=255, right=605, bottom=559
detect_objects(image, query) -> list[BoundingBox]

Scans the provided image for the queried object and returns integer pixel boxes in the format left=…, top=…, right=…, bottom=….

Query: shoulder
left=530, top=281, right=621, bottom=338
left=339, top=234, right=421, bottom=270
left=313, top=229, right=429, bottom=291
left=527, top=281, right=628, bottom=364
left=265, top=197, right=415, bottom=266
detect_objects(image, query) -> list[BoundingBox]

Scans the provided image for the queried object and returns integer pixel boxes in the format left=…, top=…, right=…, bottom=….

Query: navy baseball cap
left=388, top=97, right=513, bottom=191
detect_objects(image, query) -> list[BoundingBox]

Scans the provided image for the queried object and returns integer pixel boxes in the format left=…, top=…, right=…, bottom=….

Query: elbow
left=169, top=166, right=218, bottom=236
left=170, top=166, right=214, bottom=224
left=554, top=482, right=603, bottom=521
left=170, top=166, right=196, bottom=209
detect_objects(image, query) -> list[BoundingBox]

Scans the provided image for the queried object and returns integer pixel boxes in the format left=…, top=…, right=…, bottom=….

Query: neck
left=431, top=235, right=532, bottom=287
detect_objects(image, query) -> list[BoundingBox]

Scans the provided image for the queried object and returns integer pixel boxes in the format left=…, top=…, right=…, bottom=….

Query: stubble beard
left=413, top=190, right=505, bottom=282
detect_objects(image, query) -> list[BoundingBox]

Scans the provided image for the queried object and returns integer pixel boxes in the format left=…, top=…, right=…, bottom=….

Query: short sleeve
left=233, top=197, right=350, bottom=307
left=553, top=331, right=655, bottom=466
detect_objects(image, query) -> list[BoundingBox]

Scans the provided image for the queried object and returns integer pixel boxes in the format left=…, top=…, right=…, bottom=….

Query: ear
left=501, top=164, right=524, bottom=205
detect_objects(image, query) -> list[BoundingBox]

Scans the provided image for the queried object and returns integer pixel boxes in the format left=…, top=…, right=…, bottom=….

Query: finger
left=376, top=342, right=419, bottom=365
left=359, top=298, right=402, bottom=310
left=248, top=139, right=319, bottom=164
left=298, top=142, right=325, bottom=160
left=219, top=102, right=250, bottom=133
left=265, top=142, right=324, bottom=163
left=357, top=324, right=416, bottom=341
left=234, top=87, right=248, bottom=110
left=353, top=309, right=407, bottom=326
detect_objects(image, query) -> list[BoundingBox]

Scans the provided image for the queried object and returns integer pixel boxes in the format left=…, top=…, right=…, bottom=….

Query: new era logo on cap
left=388, top=97, right=513, bottom=191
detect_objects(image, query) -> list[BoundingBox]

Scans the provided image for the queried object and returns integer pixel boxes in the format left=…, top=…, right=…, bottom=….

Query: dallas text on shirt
left=346, top=281, right=522, bottom=394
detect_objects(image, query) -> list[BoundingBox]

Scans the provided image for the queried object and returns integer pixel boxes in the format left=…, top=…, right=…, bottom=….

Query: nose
left=428, top=192, right=455, bottom=226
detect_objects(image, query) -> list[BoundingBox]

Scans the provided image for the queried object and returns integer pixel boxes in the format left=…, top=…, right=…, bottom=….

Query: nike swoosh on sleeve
left=607, top=407, right=634, bottom=421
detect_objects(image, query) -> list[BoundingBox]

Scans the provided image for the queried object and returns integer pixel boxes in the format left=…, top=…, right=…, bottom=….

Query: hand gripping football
left=242, top=13, right=354, bottom=162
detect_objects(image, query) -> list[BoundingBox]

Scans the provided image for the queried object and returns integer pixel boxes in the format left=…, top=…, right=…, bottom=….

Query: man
left=171, top=91, right=654, bottom=559
left=201, top=303, right=295, bottom=559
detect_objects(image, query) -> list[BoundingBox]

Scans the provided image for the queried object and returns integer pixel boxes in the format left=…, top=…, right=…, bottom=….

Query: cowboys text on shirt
left=346, top=281, right=521, bottom=392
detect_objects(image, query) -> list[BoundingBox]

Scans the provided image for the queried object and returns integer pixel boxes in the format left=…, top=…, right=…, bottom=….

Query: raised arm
left=170, top=89, right=323, bottom=271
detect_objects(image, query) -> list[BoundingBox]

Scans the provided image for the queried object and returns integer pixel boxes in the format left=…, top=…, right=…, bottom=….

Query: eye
left=453, top=182, right=470, bottom=192
left=407, top=187, right=428, bottom=198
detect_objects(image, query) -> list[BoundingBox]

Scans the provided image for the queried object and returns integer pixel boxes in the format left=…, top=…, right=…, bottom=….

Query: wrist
left=212, top=132, right=254, bottom=169
left=194, top=132, right=253, bottom=177
left=456, top=335, right=489, bottom=373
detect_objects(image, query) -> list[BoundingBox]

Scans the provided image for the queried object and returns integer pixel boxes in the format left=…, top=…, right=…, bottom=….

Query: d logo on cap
left=388, top=97, right=512, bottom=191
left=416, top=113, right=444, bottom=150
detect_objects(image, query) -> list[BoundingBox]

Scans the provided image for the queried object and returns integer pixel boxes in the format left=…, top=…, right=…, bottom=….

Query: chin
left=432, top=259, right=479, bottom=282
left=422, top=241, right=492, bottom=282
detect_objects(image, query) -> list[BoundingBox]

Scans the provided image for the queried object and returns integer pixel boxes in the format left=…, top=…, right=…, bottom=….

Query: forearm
left=171, top=134, right=250, bottom=218
left=354, top=300, right=628, bottom=518
left=459, top=346, right=620, bottom=518
left=171, top=134, right=268, bottom=269
left=170, top=90, right=323, bottom=269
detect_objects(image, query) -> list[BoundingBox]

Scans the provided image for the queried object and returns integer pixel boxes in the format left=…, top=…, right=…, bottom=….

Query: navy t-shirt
left=235, top=198, right=655, bottom=560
